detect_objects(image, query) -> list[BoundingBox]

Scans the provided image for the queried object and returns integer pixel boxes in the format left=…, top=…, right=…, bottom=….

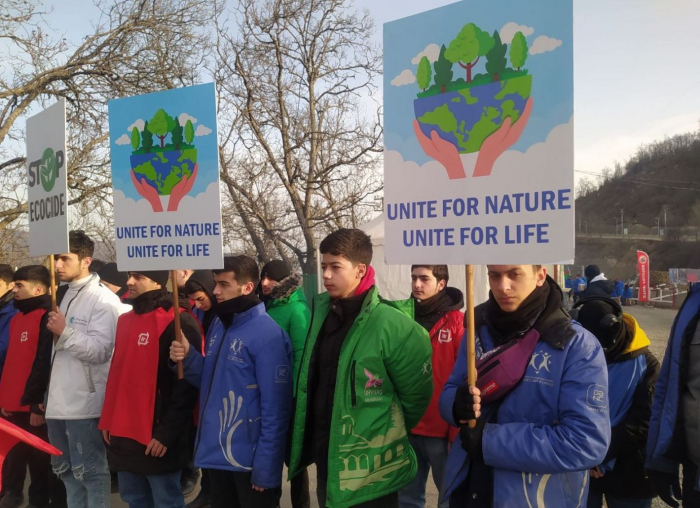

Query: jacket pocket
left=350, top=360, right=357, bottom=408
left=82, top=362, right=96, bottom=393
left=245, top=390, right=261, bottom=444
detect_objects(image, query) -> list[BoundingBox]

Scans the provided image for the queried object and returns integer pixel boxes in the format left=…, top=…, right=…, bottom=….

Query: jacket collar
left=269, top=273, right=303, bottom=301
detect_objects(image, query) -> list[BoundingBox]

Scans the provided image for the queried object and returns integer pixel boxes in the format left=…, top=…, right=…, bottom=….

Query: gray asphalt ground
left=20, top=304, right=678, bottom=507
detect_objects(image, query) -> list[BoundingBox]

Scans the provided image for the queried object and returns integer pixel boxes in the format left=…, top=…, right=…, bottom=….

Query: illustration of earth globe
left=414, top=75, right=532, bottom=154
left=129, top=149, right=197, bottom=195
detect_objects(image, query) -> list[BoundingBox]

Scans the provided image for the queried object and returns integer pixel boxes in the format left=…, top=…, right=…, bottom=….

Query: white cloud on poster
left=115, top=134, right=131, bottom=145
left=411, top=44, right=440, bottom=65
left=179, top=113, right=198, bottom=126
left=195, top=124, right=212, bottom=136
left=500, top=22, right=535, bottom=43
left=391, top=69, right=416, bottom=87
left=127, top=119, right=145, bottom=132
left=530, top=35, right=563, bottom=55
left=113, top=181, right=220, bottom=220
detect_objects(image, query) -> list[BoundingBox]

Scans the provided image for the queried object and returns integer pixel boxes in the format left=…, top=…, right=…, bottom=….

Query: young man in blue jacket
left=439, top=265, right=610, bottom=507
left=647, top=282, right=700, bottom=508
left=170, top=255, right=293, bottom=508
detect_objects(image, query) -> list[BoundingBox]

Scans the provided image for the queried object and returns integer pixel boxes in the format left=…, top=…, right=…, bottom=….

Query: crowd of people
left=567, top=266, right=635, bottom=306
left=0, top=228, right=697, bottom=508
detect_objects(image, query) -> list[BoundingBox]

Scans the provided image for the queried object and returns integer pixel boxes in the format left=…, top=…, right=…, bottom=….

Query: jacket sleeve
left=20, top=312, right=54, bottom=410
left=481, top=332, right=611, bottom=474
left=447, top=312, right=465, bottom=441
left=152, top=313, right=203, bottom=448
left=385, top=319, right=433, bottom=431
left=289, top=302, right=311, bottom=385
left=605, top=352, right=660, bottom=463
left=251, top=328, right=293, bottom=489
left=440, top=332, right=467, bottom=427
left=54, top=301, right=118, bottom=364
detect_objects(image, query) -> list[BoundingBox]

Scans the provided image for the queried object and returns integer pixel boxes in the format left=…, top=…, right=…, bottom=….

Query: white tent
left=317, top=216, right=565, bottom=306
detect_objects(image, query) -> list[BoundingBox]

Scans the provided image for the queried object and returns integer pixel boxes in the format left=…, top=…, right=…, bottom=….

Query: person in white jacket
left=45, top=230, right=128, bottom=508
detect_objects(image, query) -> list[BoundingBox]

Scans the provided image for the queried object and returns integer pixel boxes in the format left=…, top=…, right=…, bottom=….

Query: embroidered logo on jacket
left=20, top=331, right=28, bottom=342
left=137, top=332, right=149, bottom=346
left=529, top=350, right=552, bottom=374
left=438, top=329, right=452, bottom=343
left=364, top=368, right=384, bottom=389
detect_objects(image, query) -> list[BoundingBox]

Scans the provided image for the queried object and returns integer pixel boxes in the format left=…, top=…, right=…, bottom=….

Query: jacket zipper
left=192, top=324, right=229, bottom=460
left=478, top=359, right=501, bottom=377
left=350, top=360, right=357, bottom=408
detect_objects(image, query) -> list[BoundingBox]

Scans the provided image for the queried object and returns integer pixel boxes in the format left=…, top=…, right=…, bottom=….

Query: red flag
left=0, top=417, right=61, bottom=490
left=637, top=251, right=650, bottom=303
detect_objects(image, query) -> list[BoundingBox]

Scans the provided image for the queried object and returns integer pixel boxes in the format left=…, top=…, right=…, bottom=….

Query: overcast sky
left=43, top=0, right=700, bottom=181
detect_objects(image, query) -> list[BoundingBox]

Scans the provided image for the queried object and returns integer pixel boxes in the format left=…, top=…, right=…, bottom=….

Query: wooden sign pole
left=465, top=265, right=477, bottom=428
left=171, top=270, right=184, bottom=380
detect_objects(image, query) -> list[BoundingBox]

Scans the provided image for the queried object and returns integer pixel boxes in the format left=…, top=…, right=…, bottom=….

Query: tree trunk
left=441, top=84, right=445, bottom=93
left=493, top=73, right=499, bottom=82
left=159, top=136, right=165, bottom=148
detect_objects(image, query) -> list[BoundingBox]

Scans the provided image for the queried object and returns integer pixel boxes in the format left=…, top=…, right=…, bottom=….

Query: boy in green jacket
left=288, top=229, right=433, bottom=508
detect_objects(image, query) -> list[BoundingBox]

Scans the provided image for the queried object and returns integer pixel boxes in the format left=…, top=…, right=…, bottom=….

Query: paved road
left=21, top=304, right=679, bottom=508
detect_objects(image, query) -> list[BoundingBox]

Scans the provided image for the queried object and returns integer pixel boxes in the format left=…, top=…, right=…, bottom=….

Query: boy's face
left=12, top=280, right=45, bottom=300
left=411, top=267, right=445, bottom=300
left=487, top=265, right=546, bottom=312
left=126, top=273, right=161, bottom=299
left=212, top=271, right=254, bottom=303
left=55, top=252, right=90, bottom=282
left=189, top=290, right=212, bottom=311
left=0, top=279, right=13, bottom=295
left=260, top=277, right=279, bottom=296
left=321, top=253, right=366, bottom=299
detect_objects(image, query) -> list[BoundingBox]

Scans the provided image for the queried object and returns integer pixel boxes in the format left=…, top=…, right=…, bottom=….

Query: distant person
left=647, top=283, right=700, bottom=507
left=615, top=279, right=624, bottom=303
left=573, top=297, right=659, bottom=508
left=581, top=265, right=615, bottom=299
left=565, top=274, right=574, bottom=302
left=622, top=284, right=634, bottom=306
left=572, top=273, right=586, bottom=304
left=98, top=262, right=129, bottom=301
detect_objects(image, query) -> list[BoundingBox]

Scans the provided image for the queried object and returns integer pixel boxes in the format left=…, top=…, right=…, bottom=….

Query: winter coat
left=439, top=303, right=610, bottom=507
left=45, top=274, right=129, bottom=420
left=264, top=273, right=311, bottom=385
left=393, top=288, right=464, bottom=440
left=647, top=282, right=700, bottom=489
left=581, top=279, right=616, bottom=299
left=615, top=280, right=625, bottom=298
left=288, top=286, right=433, bottom=508
left=0, top=291, right=17, bottom=379
left=102, top=290, right=202, bottom=476
left=590, top=314, right=659, bottom=498
left=181, top=303, right=293, bottom=489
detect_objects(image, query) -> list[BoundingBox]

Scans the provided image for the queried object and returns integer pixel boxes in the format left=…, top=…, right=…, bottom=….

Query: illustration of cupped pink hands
left=167, top=163, right=198, bottom=212
left=413, top=97, right=534, bottom=180
left=130, top=170, right=163, bottom=212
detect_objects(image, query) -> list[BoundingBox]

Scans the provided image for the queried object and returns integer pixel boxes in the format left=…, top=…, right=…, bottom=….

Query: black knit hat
left=260, top=260, right=291, bottom=283
left=584, top=265, right=601, bottom=282
left=134, top=270, right=170, bottom=287
left=98, top=263, right=127, bottom=288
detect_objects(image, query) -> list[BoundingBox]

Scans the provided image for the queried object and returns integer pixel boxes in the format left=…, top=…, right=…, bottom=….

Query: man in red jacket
left=399, top=265, right=464, bottom=508
left=0, top=265, right=65, bottom=508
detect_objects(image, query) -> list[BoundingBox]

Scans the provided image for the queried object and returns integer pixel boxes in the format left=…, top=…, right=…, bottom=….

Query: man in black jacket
left=574, top=297, right=660, bottom=508
left=99, top=270, right=202, bottom=508
left=581, top=265, right=615, bottom=299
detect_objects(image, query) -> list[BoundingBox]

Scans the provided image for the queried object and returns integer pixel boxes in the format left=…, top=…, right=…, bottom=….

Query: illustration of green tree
left=184, top=120, right=195, bottom=145
left=171, top=121, right=184, bottom=150
left=148, top=109, right=176, bottom=148
left=130, top=127, right=140, bottom=150
left=510, top=31, right=528, bottom=71
left=416, top=56, right=432, bottom=92
left=433, top=44, right=453, bottom=94
left=141, top=120, right=154, bottom=153
left=485, top=30, right=507, bottom=82
left=445, top=23, right=495, bottom=83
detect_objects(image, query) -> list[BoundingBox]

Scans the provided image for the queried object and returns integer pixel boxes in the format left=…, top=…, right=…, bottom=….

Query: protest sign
left=26, top=99, right=69, bottom=257
left=383, top=0, right=574, bottom=264
left=108, top=83, right=224, bottom=271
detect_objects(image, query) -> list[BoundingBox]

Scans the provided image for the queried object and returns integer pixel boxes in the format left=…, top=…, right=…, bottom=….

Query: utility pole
left=615, top=217, right=619, bottom=235
left=663, top=205, right=668, bottom=231
left=620, top=208, right=624, bottom=235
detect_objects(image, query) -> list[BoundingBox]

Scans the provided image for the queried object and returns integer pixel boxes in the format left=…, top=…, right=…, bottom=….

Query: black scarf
left=415, top=290, right=451, bottom=332
left=215, top=292, right=261, bottom=328
left=14, top=294, right=52, bottom=314
left=482, top=276, right=562, bottom=344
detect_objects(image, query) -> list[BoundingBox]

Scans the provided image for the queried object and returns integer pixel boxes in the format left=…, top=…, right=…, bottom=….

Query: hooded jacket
left=101, top=290, right=202, bottom=476
left=44, top=274, right=128, bottom=420
left=181, top=301, right=294, bottom=489
left=0, top=290, right=17, bottom=379
left=394, top=287, right=464, bottom=440
left=288, top=286, right=433, bottom=508
left=186, top=270, right=217, bottom=339
left=590, top=314, right=659, bottom=499
left=264, top=273, right=311, bottom=385
left=647, top=283, right=700, bottom=489
left=581, top=276, right=615, bottom=299
left=439, top=283, right=610, bottom=507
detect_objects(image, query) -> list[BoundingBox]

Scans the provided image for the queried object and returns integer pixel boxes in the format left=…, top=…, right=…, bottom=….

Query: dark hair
left=533, top=265, right=542, bottom=272
left=185, top=279, right=205, bottom=295
left=13, top=265, right=50, bottom=289
left=0, top=264, right=14, bottom=284
left=90, top=259, right=107, bottom=273
left=320, top=229, right=372, bottom=266
left=69, top=230, right=95, bottom=260
left=213, top=255, right=260, bottom=286
left=411, top=265, right=449, bottom=284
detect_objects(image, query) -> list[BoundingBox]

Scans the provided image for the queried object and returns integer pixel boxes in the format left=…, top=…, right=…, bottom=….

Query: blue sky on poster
left=30, top=0, right=700, bottom=183
left=383, top=0, right=572, bottom=165
left=108, top=83, right=218, bottom=201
